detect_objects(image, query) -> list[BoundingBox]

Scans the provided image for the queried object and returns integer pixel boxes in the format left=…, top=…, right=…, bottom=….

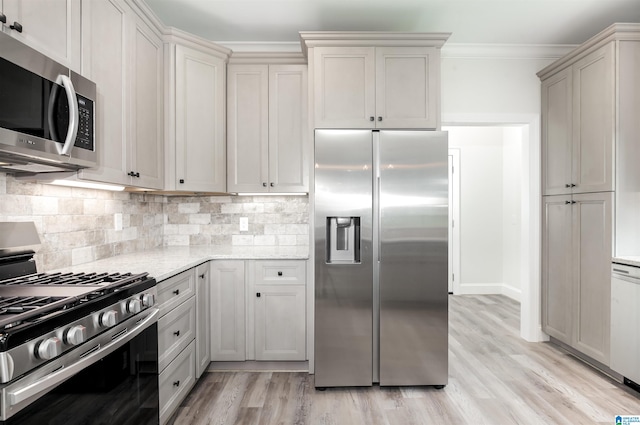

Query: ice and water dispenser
left=326, top=217, right=361, bottom=264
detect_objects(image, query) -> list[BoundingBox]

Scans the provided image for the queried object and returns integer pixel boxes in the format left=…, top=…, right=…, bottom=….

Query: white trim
left=458, top=283, right=503, bottom=294
left=442, top=113, right=543, bottom=343
left=442, top=43, right=576, bottom=60
left=502, top=284, right=522, bottom=303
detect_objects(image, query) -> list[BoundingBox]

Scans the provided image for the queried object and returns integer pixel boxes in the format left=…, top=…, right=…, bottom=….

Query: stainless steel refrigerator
left=314, top=129, right=448, bottom=388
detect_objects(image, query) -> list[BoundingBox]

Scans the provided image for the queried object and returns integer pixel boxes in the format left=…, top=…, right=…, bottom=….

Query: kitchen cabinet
left=541, top=43, right=614, bottom=196
left=156, top=266, right=205, bottom=425
left=165, top=36, right=230, bottom=192
left=78, top=0, right=164, bottom=189
left=227, top=63, right=308, bottom=193
left=311, top=45, right=441, bottom=129
left=210, top=260, right=307, bottom=362
left=542, top=192, right=612, bottom=365
left=1, top=0, right=81, bottom=71
left=210, top=260, right=245, bottom=361
left=195, top=262, right=211, bottom=378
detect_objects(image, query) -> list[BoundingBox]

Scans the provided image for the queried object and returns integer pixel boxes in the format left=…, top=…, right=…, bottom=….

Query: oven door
left=0, top=309, right=159, bottom=425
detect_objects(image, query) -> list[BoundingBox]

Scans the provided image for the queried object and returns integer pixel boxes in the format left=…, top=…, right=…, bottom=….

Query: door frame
left=443, top=113, right=544, bottom=343
left=448, top=148, right=461, bottom=294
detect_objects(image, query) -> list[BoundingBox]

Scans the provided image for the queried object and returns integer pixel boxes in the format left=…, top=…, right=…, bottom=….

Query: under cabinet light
left=49, top=179, right=125, bottom=191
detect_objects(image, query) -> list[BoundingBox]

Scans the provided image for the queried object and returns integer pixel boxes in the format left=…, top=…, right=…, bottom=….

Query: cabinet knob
left=256, top=292, right=261, bottom=298
left=173, top=381, right=180, bottom=387
left=277, top=271, right=283, bottom=276
left=378, top=116, right=382, bottom=122
left=0, top=13, right=6, bottom=24
left=565, top=184, right=571, bottom=188
left=179, top=179, right=185, bottom=184
left=10, top=21, right=22, bottom=33
left=263, top=182, right=267, bottom=187
left=173, top=330, right=180, bottom=337
left=199, top=273, right=205, bottom=279
left=135, top=172, right=140, bottom=178
left=570, top=183, right=576, bottom=187
left=173, top=289, right=180, bottom=295
left=270, top=182, right=275, bottom=187
left=565, top=201, right=571, bottom=204
left=370, top=117, right=375, bottom=122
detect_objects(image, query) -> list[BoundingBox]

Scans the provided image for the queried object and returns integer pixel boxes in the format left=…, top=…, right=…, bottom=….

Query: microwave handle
left=55, top=74, right=79, bottom=156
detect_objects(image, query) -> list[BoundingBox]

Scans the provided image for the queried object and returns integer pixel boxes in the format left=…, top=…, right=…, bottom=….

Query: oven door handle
left=8, top=308, right=158, bottom=407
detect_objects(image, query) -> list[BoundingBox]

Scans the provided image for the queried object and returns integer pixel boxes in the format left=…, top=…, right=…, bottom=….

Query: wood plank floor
left=170, top=295, right=640, bottom=424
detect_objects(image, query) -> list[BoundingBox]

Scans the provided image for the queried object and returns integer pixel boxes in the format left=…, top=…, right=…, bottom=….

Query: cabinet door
left=130, top=15, right=163, bottom=189
left=572, top=43, right=614, bottom=193
left=195, top=262, right=210, bottom=378
left=78, top=0, right=130, bottom=186
left=2, top=0, right=80, bottom=71
left=541, top=195, right=573, bottom=343
left=269, top=65, right=308, bottom=192
left=375, top=47, right=438, bottom=129
left=572, top=192, right=612, bottom=365
left=226, top=65, right=269, bottom=193
left=210, top=261, right=245, bottom=361
left=541, top=67, right=573, bottom=196
left=175, top=45, right=226, bottom=192
left=254, top=284, right=306, bottom=361
left=313, top=47, right=375, bottom=128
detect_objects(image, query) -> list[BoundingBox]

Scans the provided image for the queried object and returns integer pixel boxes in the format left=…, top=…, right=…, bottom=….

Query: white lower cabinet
left=156, top=265, right=210, bottom=425
left=159, top=340, right=196, bottom=425
left=210, top=260, right=307, bottom=362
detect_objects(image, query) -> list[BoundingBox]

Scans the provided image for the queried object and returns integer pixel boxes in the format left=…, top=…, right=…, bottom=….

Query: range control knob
left=126, top=298, right=142, bottom=314
left=64, top=325, right=87, bottom=346
left=35, top=337, right=61, bottom=360
left=141, top=293, right=155, bottom=308
left=99, top=310, right=118, bottom=328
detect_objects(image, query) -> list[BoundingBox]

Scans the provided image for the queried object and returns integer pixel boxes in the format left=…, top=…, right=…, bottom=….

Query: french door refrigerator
left=314, top=129, right=448, bottom=388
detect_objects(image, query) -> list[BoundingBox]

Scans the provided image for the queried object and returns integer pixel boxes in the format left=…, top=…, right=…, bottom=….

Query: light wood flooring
left=170, top=295, right=640, bottom=424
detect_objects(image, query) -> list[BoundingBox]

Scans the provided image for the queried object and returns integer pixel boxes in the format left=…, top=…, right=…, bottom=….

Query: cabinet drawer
left=254, top=260, right=306, bottom=285
left=158, top=296, right=196, bottom=372
left=157, top=269, right=195, bottom=317
left=159, top=341, right=196, bottom=425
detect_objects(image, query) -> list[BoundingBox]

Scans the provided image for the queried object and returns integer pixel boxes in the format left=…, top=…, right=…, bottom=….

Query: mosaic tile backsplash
left=0, top=173, right=309, bottom=271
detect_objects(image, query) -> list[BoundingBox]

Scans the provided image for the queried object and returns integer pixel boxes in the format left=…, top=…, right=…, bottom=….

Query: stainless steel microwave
left=0, top=31, right=96, bottom=173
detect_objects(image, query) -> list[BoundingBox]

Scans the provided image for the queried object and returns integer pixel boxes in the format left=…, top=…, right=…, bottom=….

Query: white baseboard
left=458, top=282, right=522, bottom=302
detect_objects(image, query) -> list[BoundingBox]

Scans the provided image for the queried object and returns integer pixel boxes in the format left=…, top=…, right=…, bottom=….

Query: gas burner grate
left=0, top=272, right=141, bottom=287
left=0, top=296, right=68, bottom=313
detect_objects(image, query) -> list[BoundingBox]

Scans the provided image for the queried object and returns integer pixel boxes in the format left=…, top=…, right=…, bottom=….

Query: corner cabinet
left=227, top=61, right=308, bottom=193
left=210, top=260, right=307, bottom=362
left=0, top=0, right=81, bottom=71
left=78, top=0, right=164, bottom=189
left=300, top=32, right=450, bottom=130
left=164, top=33, right=230, bottom=192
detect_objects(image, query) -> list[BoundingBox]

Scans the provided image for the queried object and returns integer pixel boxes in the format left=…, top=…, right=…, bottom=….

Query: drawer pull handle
left=199, top=274, right=205, bottom=279
left=173, top=330, right=180, bottom=337
left=256, top=292, right=261, bottom=298
left=173, top=381, right=180, bottom=387
left=173, top=289, right=180, bottom=295
left=277, top=271, right=283, bottom=276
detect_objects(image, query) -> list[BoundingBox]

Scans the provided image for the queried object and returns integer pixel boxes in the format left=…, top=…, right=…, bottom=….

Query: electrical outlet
left=114, top=213, right=123, bottom=231
left=239, top=217, right=249, bottom=232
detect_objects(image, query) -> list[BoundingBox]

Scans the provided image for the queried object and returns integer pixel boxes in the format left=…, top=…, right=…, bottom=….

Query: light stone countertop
left=612, top=256, right=640, bottom=268
left=53, top=245, right=309, bottom=282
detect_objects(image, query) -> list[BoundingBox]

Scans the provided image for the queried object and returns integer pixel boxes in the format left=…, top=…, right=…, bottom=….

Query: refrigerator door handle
left=377, top=176, right=381, bottom=263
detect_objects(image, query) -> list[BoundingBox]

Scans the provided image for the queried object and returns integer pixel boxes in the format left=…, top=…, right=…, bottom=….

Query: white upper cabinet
left=166, top=40, right=229, bottom=192
left=312, top=47, right=376, bottom=129
left=1, top=0, right=81, bottom=71
left=78, top=0, right=164, bottom=189
left=540, top=42, right=614, bottom=195
left=302, top=32, right=449, bottom=130
left=227, top=62, right=308, bottom=193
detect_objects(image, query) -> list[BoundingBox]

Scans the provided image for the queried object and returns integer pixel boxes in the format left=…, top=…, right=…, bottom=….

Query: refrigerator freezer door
left=378, top=130, right=448, bottom=386
left=314, top=130, right=374, bottom=387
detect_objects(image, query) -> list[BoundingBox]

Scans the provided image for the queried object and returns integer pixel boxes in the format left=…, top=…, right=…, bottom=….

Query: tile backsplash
left=0, top=173, right=309, bottom=271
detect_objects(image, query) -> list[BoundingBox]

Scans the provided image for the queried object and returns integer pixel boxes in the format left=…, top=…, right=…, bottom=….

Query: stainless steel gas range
left=0, top=223, right=159, bottom=424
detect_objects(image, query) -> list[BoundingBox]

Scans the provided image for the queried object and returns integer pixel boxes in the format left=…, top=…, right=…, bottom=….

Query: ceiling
left=144, top=0, right=640, bottom=47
